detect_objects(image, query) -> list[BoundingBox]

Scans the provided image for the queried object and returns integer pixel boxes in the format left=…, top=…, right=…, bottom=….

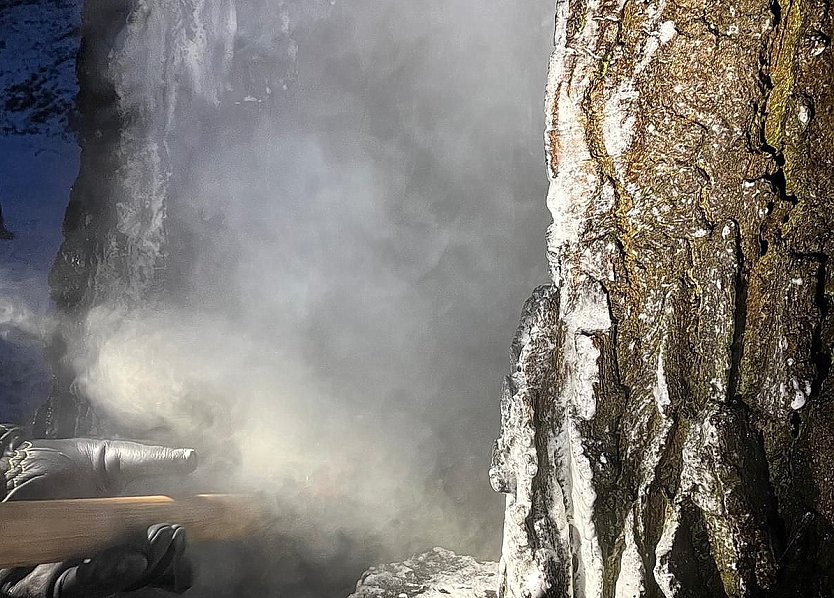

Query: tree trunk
left=36, top=0, right=318, bottom=438
left=490, top=1, right=834, bottom=597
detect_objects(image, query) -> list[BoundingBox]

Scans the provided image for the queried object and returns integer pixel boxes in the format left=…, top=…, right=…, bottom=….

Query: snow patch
left=798, top=104, right=811, bottom=126
left=659, top=21, right=677, bottom=44
left=791, top=393, right=806, bottom=410
left=790, top=378, right=811, bottom=410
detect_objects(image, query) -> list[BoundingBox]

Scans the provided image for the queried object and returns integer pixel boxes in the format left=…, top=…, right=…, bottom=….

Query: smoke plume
left=5, top=0, right=555, bottom=595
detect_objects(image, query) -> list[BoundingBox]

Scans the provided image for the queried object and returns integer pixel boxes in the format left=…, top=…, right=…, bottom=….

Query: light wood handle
left=0, top=494, right=266, bottom=569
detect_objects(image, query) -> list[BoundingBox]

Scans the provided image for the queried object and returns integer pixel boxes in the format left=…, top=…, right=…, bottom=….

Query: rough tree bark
left=490, top=1, right=834, bottom=597
left=343, top=0, right=834, bottom=596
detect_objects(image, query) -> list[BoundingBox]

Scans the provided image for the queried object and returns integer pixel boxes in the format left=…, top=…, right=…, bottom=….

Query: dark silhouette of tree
left=0, top=203, right=14, bottom=240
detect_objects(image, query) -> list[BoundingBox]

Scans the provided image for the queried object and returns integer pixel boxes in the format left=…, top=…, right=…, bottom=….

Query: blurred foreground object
left=0, top=494, right=265, bottom=570
left=0, top=523, right=190, bottom=598
left=0, top=427, right=197, bottom=501
left=0, top=425, right=200, bottom=597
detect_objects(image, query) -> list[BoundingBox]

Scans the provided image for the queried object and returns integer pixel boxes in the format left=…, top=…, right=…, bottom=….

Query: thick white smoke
left=4, top=0, right=554, bottom=595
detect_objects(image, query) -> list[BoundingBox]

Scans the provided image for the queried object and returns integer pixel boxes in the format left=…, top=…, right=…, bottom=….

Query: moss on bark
left=494, top=1, right=834, bottom=596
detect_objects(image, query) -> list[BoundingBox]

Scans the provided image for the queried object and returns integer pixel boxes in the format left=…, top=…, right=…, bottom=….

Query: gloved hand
left=0, top=425, right=198, bottom=598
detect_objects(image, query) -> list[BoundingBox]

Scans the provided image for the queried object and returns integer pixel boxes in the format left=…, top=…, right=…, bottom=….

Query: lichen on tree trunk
left=491, top=1, right=834, bottom=597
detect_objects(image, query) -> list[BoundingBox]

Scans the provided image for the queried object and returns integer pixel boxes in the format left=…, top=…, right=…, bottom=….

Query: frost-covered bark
left=491, top=1, right=834, bottom=597
left=37, top=0, right=236, bottom=436
left=37, top=0, right=328, bottom=437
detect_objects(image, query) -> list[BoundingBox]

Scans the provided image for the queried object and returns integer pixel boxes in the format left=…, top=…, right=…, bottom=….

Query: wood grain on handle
left=0, top=494, right=265, bottom=569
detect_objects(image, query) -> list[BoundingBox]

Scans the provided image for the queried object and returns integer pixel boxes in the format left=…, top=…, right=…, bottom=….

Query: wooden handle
left=0, top=494, right=266, bottom=569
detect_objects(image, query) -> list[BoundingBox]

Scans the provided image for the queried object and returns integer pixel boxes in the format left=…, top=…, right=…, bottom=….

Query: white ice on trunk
left=653, top=505, right=681, bottom=598
left=498, top=0, right=718, bottom=596
left=654, top=340, right=670, bottom=412
left=603, top=80, right=639, bottom=167
left=525, top=0, right=614, bottom=596
left=544, top=0, right=600, bottom=289
left=92, top=0, right=238, bottom=306
left=615, top=512, right=646, bottom=598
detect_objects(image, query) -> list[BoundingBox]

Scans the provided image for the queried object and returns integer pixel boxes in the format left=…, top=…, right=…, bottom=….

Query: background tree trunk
left=491, top=0, right=834, bottom=597
left=36, top=0, right=308, bottom=438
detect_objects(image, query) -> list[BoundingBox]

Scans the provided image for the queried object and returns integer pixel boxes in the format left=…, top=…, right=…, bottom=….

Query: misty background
left=1, top=0, right=554, bottom=595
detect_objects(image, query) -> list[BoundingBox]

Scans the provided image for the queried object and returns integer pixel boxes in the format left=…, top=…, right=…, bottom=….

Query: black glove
left=0, top=425, right=198, bottom=598
left=0, top=427, right=197, bottom=501
left=0, top=523, right=192, bottom=598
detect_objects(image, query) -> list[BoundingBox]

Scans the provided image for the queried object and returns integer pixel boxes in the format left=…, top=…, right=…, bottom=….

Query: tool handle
left=0, top=494, right=263, bottom=569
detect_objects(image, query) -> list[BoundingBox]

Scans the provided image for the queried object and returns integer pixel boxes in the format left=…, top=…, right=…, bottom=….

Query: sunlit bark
left=492, top=1, right=834, bottom=596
